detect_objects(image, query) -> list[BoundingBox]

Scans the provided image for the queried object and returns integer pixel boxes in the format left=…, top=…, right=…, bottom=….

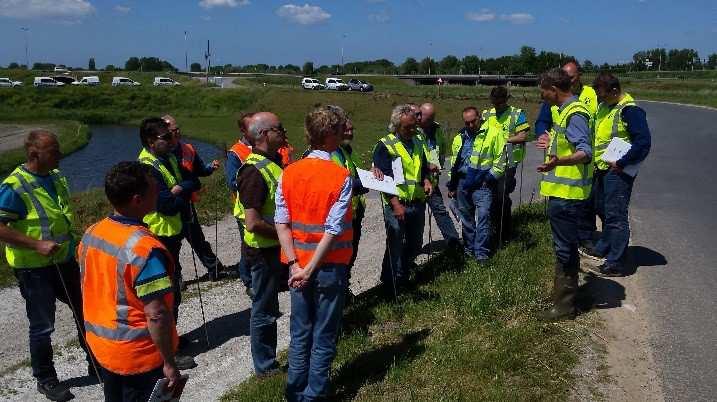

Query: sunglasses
left=156, top=132, right=173, bottom=141
left=265, top=125, right=287, bottom=135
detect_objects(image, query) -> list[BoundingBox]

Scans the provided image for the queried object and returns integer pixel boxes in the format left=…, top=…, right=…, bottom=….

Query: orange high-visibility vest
left=78, top=217, right=179, bottom=375
left=229, top=141, right=252, bottom=163
left=280, top=157, right=353, bottom=267
left=278, top=144, right=294, bottom=168
left=179, top=142, right=204, bottom=202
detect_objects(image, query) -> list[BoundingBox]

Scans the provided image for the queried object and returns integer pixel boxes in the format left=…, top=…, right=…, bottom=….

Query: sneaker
left=175, top=354, right=198, bottom=370
left=37, top=379, right=73, bottom=402
left=578, top=245, right=606, bottom=263
left=595, top=262, right=624, bottom=277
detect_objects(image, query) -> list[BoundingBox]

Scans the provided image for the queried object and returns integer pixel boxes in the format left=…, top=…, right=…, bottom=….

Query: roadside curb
left=637, top=99, right=717, bottom=112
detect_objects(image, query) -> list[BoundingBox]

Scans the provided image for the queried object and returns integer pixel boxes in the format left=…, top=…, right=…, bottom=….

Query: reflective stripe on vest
left=482, top=106, right=527, bottom=168
left=2, top=167, right=73, bottom=268
left=594, top=93, right=636, bottom=171
left=550, top=85, right=598, bottom=124
left=540, top=100, right=593, bottom=200
left=138, top=148, right=183, bottom=237
left=379, top=133, right=425, bottom=201
left=239, top=153, right=282, bottom=248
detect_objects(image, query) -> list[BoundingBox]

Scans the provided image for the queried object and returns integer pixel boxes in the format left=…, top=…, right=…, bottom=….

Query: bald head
left=248, top=112, right=279, bottom=140
left=419, top=103, right=435, bottom=128
left=161, top=114, right=179, bottom=146
left=24, top=130, right=60, bottom=173
left=561, top=61, right=582, bottom=92
left=24, top=130, right=58, bottom=155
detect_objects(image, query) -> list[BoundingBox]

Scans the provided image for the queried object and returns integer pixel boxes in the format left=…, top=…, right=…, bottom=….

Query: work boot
left=539, top=262, right=578, bottom=321
left=175, top=354, right=198, bottom=370
left=578, top=242, right=605, bottom=263
left=587, top=262, right=624, bottom=277
left=37, top=379, right=73, bottom=402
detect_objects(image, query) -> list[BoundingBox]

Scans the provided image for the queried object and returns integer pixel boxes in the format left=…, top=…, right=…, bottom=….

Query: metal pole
left=188, top=205, right=212, bottom=349
left=379, top=195, right=399, bottom=301
left=184, top=30, right=188, bottom=73
left=21, top=27, right=30, bottom=69
left=498, top=145, right=508, bottom=248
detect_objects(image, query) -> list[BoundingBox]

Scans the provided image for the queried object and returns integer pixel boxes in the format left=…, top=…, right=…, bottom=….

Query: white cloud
left=199, top=0, right=249, bottom=9
left=465, top=9, right=495, bottom=22
left=201, top=15, right=212, bottom=21
left=276, top=4, right=330, bottom=25
left=0, top=0, right=95, bottom=19
left=369, top=10, right=390, bottom=23
left=500, top=13, right=534, bottom=24
left=114, top=5, right=130, bottom=14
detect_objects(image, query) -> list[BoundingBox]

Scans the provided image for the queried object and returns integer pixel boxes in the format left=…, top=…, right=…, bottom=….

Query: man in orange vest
left=162, top=115, right=228, bottom=281
left=275, top=105, right=353, bottom=401
left=78, top=161, right=188, bottom=401
left=225, top=112, right=256, bottom=294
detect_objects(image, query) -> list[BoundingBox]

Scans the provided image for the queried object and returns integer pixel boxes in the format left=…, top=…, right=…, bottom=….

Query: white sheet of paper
left=357, top=168, right=399, bottom=195
left=391, top=158, right=405, bottom=185
left=600, top=137, right=640, bottom=177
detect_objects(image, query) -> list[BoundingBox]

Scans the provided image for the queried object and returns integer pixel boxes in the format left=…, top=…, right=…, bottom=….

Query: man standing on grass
left=79, top=161, right=182, bottom=402
left=580, top=72, right=651, bottom=276
left=162, top=114, right=229, bottom=281
left=417, top=102, right=461, bottom=249
left=236, top=112, right=286, bottom=376
left=276, top=105, right=353, bottom=401
left=535, top=68, right=593, bottom=321
left=0, top=130, right=97, bottom=402
left=137, top=118, right=197, bottom=369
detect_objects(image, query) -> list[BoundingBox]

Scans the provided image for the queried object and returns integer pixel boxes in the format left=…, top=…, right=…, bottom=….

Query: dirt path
left=0, top=197, right=450, bottom=400
left=0, top=124, right=56, bottom=153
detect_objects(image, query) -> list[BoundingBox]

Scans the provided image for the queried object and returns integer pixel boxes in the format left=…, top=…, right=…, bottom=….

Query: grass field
left=222, top=205, right=587, bottom=401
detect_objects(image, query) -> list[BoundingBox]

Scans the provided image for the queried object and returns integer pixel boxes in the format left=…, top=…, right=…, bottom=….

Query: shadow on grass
left=333, top=329, right=430, bottom=401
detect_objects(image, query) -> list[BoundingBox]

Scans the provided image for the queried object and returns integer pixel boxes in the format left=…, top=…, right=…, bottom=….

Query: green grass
left=222, top=205, right=586, bottom=401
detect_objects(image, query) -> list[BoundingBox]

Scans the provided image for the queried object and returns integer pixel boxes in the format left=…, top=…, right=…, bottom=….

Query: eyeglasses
left=156, top=132, right=173, bottom=141
left=170, top=127, right=180, bottom=134
left=264, top=125, right=287, bottom=135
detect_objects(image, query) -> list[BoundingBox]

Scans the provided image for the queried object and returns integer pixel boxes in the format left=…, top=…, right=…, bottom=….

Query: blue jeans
left=248, top=247, right=282, bottom=374
left=235, top=218, right=252, bottom=288
left=427, top=183, right=459, bottom=242
left=594, top=170, right=635, bottom=264
left=547, top=197, right=581, bottom=268
left=14, top=261, right=92, bottom=383
left=577, top=175, right=598, bottom=242
left=381, top=201, right=425, bottom=289
left=285, top=264, right=347, bottom=402
left=456, top=181, right=493, bottom=260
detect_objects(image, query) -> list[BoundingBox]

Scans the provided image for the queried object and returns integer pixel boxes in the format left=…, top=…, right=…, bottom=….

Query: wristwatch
left=286, top=259, right=298, bottom=267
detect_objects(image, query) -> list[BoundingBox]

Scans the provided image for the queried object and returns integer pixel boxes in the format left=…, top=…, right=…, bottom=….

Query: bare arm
left=0, top=223, right=58, bottom=256
left=537, top=150, right=589, bottom=172
left=288, top=232, right=338, bottom=288
left=244, top=208, right=277, bottom=239
left=144, top=298, right=181, bottom=386
left=276, top=222, right=296, bottom=262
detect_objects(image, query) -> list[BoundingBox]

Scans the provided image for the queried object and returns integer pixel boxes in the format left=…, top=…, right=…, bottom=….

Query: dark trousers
left=158, top=234, right=183, bottom=324
left=286, top=264, right=347, bottom=402
left=594, top=170, right=635, bottom=264
left=101, top=365, right=163, bottom=402
left=347, top=202, right=366, bottom=284
left=14, top=261, right=92, bottom=383
left=248, top=247, right=282, bottom=374
left=491, top=167, right=516, bottom=244
left=184, top=204, right=221, bottom=271
left=381, top=201, right=425, bottom=289
left=426, top=183, right=459, bottom=243
left=577, top=175, right=599, bottom=243
left=235, top=218, right=252, bottom=288
left=547, top=197, right=581, bottom=267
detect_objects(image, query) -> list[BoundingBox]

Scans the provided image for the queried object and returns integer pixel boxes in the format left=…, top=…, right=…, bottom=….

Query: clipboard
left=148, top=374, right=189, bottom=402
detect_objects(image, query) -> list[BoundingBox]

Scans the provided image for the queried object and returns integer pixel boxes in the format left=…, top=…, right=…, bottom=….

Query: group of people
left=0, top=59, right=650, bottom=402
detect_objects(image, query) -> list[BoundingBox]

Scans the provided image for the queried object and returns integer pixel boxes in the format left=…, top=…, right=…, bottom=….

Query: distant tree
left=302, top=61, right=314, bottom=76
left=461, top=55, right=481, bottom=74
left=708, top=53, right=717, bottom=69
left=400, top=57, right=419, bottom=74
left=8, top=62, right=20, bottom=69
left=418, top=57, right=437, bottom=74
left=583, top=60, right=594, bottom=70
left=88, top=57, right=96, bottom=70
left=125, top=57, right=140, bottom=71
left=190, top=62, right=202, bottom=72
left=439, top=55, right=460, bottom=74
left=104, top=64, right=116, bottom=71
left=517, top=46, right=537, bottom=73
left=32, top=62, right=55, bottom=70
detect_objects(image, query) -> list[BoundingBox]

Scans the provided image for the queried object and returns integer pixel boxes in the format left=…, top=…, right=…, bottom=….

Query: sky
left=0, top=0, right=715, bottom=70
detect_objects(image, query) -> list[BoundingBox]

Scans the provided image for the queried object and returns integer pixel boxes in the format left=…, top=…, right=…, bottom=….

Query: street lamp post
left=184, top=30, right=189, bottom=73
left=428, top=42, right=432, bottom=75
left=20, top=27, right=30, bottom=69
left=340, top=33, right=347, bottom=74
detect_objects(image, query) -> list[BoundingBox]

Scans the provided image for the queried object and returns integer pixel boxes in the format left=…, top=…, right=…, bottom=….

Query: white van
left=301, top=77, right=324, bottom=90
left=78, top=76, right=100, bottom=86
left=112, top=77, right=141, bottom=87
left=325, top=77, right=348, bottom=91
left=0, top=78, right=23, bottom=87
left=33, top=77, right=64, bottom=87
left=153, top=77, right=181, bottom=86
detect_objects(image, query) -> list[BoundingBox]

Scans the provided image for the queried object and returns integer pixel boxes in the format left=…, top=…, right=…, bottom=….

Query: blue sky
left=1, top=0, right=715, bottom=69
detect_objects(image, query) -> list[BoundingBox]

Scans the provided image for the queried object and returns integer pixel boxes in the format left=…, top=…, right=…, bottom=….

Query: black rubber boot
left=539, top=262, right=578, bottom=321
left=37, top=379, right=73, bottom=401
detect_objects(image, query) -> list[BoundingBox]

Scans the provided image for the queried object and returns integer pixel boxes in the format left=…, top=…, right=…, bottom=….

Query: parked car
left=0, top=78, right=23, bottom=87
left=53, top=66, right=68, bottom=73
left=325, top=77, right=348, bottom=91
left=301, top=77, right=324, bottom=90
left=33, top=77, right=64, bottom=87
left=347, top=79, right=374, bottom=92
left=112, top=77, right=141, bottom=87
left=153, top=77, right=181, bottom=86
left=78, top=76, right=100, bottom=86
left=52, top=76, right=80, bottom=85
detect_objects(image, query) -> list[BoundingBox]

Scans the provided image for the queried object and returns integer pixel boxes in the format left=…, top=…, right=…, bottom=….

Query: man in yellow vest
left=482, top=86, right=531, bottom=244
left=373, top=104, right=432, bottom=294
left=535, top=68, right=593, bottom=321
left=235, top=112, right=286, bottom=376
left=580, top=73, right=651, bottom=276
left=137, top=118, right=197, bottom=369
left=0, top=130, right=96, bottom=401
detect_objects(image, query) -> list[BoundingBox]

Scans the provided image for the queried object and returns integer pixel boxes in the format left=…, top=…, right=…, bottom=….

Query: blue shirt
left=144, top=151, right=196, bottom=218
left=274, top=150, right=353, bottom=236
left=456, top=128, right=476, bottom=175
left=560, top=96, right=593, bottom=161
left=616, top=105, right=651, bottom=168
left=0, top=166, right=59, bottom=223
left=535, top=101, right=553, bottom=136
left=225, top=151, right=243, bottom=192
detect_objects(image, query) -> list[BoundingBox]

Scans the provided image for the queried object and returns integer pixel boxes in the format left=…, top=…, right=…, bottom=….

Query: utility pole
left=20, top=27, right=30, bottom=69
left=340, top=33, right=347, bottom=74
left=428, top=42, right=433, bottom=75
left=184, top=31, right=189, bottom=73
left=204, top=40, right=211, bottom=86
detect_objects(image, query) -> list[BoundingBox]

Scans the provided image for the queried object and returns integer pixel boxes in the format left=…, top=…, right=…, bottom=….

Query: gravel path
left=0, top=195, right=455, bottom=401
left=0, top=124, right=55, bottom=153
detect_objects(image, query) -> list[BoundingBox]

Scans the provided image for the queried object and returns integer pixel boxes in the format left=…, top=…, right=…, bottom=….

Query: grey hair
left=388, top=104, right=414, bottom=133
left=247, top=115, right=275, bottom=140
